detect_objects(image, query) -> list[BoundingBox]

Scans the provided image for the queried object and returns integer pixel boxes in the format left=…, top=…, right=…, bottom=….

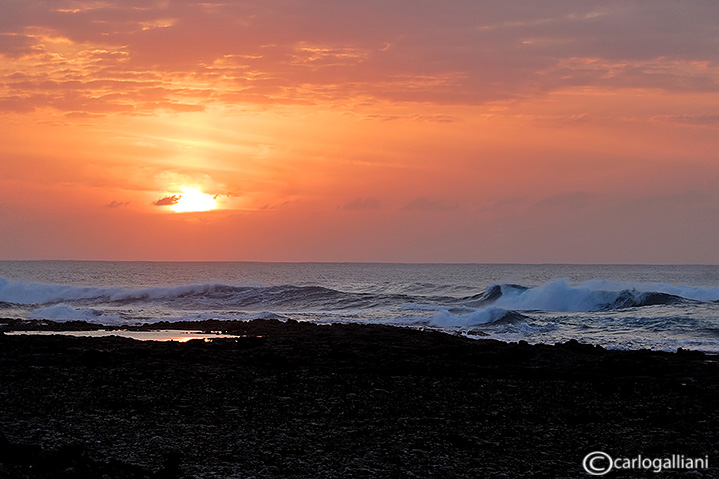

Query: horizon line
left=1, top=259, right=718, bottom=267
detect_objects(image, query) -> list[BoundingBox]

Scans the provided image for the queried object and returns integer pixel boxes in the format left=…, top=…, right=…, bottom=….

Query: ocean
left=1, top=261, right=719, bottom=352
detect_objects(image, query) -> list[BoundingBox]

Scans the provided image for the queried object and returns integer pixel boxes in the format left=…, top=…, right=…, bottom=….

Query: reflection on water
left=5, top=330, right=238, bottom=342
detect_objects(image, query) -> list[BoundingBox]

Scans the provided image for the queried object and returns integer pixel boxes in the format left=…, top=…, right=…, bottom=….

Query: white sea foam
left=28, top=304, right=125, bottom=324
left=491, top=280, right=620, bottom=312
left=0, top=277, right=260, bottom=306
left=3, top=274, right=718, bottom=311
left=0, top=276, right=112, bottom=304
left=487, top=279, right=719, bottom=312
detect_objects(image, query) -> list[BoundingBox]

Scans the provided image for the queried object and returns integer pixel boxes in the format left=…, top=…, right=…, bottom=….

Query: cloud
left=412, top=114, right=459, bottom=123
left=532, top=192, right=593, bottom=210
left=0, top=32, right=36, bottom=58
left=153, top=195, right=180, bottom=206
left=106, top=200, right=130, bottom=208
left=342, top=196, right=380, bottom=210
left=475, top=196, right=527, bottom=215
left=654, top=114, right=719, bottom=126
left=403, top=197, right=459, bottom=212
left=1, top=0, right=718, bottom=115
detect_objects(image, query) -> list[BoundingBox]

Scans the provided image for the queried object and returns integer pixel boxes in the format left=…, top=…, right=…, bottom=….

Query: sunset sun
left=1, top=0, right=718, bottom=264
left=171, top=187, right=217, bottom=213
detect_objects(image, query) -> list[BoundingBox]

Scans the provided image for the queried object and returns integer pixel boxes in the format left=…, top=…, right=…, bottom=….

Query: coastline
left=1, top=320, right=718, bottom=478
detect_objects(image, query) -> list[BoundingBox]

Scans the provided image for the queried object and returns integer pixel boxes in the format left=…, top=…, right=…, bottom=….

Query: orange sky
left=1, top=1, right=719, bottom=263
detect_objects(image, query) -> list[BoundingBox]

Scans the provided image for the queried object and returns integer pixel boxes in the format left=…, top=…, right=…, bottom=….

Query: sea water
left=1, top=261, right=719, bottom=352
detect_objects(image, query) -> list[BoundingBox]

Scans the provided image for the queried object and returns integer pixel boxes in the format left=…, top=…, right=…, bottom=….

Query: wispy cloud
left=654, top=114, right=719, bottom=126
left=153, top=195, right=180, bottom=206
left=403, top=197, right=459, bottom=212
left=532, top=192, right=593, bottom=211
left=1, top=1, right=717, bottom=115
left=342, top=196, right=380, bottom=210
left=106, top=200, right=130, bottom=208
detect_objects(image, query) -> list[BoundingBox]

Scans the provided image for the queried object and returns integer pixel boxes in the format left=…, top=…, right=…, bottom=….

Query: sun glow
left=171, top=187, right=217, bottom=212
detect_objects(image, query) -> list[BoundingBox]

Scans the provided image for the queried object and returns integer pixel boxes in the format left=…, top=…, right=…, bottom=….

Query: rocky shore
left=1, top=319, right=718, bottom=478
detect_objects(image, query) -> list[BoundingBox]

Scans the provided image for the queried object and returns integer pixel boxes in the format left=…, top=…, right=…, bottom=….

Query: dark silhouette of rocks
left=1, top=319, right=718, bottom=478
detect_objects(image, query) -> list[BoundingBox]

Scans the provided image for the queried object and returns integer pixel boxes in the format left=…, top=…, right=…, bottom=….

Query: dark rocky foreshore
left=1, top=319, right=718, bottom=478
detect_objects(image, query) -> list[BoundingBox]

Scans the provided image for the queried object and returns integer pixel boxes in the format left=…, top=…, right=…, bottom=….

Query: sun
left=171, top=187, right=217, bottom=212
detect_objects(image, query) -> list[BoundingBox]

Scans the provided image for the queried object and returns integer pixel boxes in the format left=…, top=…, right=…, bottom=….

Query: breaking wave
left=430, top=307, right=529, bottom=328
left=28, top=304, right=124, bottom=324
left=0, top=277, right=404, bottom=310
left=462, top=279, right=719, bottom=312
left=1, top=276, right=718, bottom=313
left=3, top=275, right=719, bottom=331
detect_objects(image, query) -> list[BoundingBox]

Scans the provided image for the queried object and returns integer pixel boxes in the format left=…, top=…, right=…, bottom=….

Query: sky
left=1, top=0, right=719, bottom=263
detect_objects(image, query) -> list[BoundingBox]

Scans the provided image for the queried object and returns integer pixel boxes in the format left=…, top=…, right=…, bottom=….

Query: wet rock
left=1, top=322, right=718, bottom=478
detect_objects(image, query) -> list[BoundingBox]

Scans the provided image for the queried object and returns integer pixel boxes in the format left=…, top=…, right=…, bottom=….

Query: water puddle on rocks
left=5, top=330, right=239, bottom=342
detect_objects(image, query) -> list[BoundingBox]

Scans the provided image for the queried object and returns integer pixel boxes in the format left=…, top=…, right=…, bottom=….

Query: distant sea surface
left=2, top=261, right=719, bottom=352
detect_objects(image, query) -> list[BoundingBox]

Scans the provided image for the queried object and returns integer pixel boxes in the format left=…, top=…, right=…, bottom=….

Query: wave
left=3, top=276, right=718, bottom=318
left=430, top=307, right=530, bottom=328
left=464, top=279, right=719, bottom=313
left=0, top=276, right=413, bottom=310
left=28, top=304, right=125, bottom=324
